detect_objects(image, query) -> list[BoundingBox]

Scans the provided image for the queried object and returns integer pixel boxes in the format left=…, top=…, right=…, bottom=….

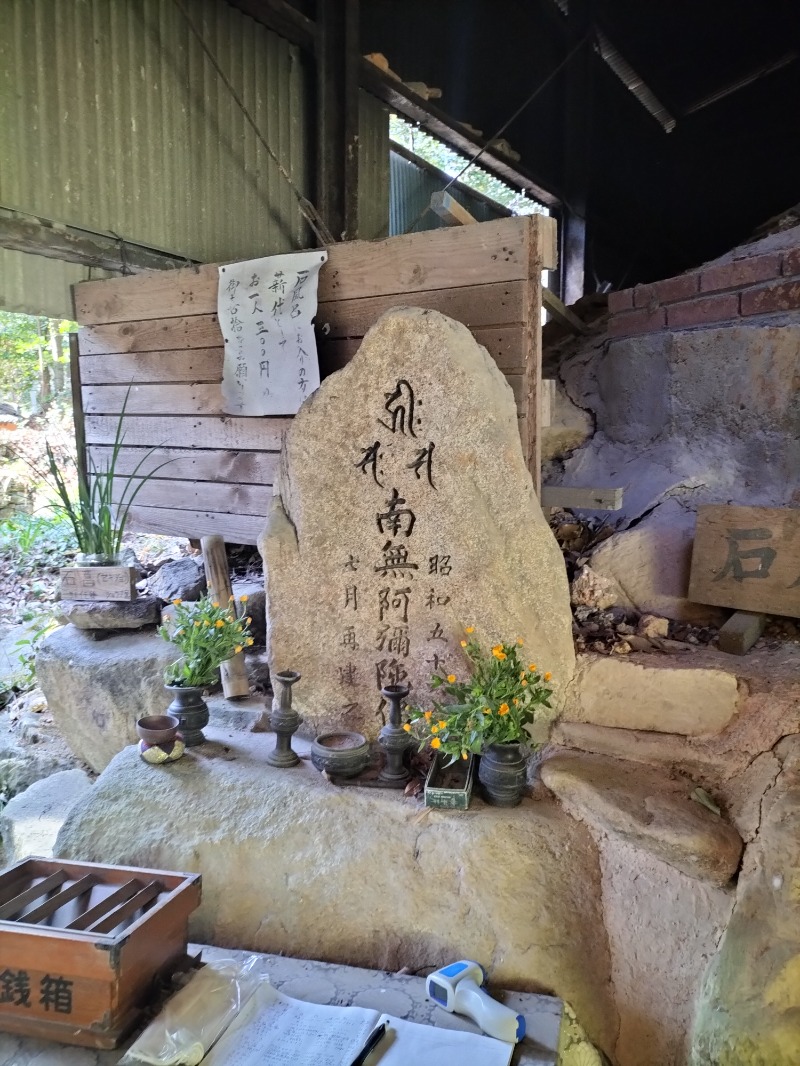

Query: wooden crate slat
left=66, top=880, right=143, bottom=931
left=87, top=446, right=279, bottom=485
left=83, top=383, right=224, bottom=417
left=17, top=875, right=97, bottom=926
left=79, top=315, right=221, bottom=355
left=111, top=477, right=273, bottom=516
left=0, top=872, right=68, bottom=920
left=84, top=414, right=290, bottom=452
left=73, top=218, right=534, bottom=325
left=87, top=880, right=164, bottom=935
left=125, top=505, right=266, bottom=544
left=79, top=348, right=224, bottom=384
left=317, top=281, right=527, bottom=336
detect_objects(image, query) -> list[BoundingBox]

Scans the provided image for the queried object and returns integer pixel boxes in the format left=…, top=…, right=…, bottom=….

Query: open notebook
left=203, top=982, right=515, bottom=1066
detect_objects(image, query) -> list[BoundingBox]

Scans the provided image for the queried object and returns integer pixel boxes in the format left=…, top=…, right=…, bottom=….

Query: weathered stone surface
left=0, top=768, right=93, bottom=862
left=55, top=724, right=616, bottom=1056
left=57, top=596, right=160, bottom=630
left=0, top=699, right=78, bottom=802
left=601, top=837, right=735, bottom=1066
left=260, top=308, right=575, bottom=739
left=541, top=751, right=743, bottom=884
left=570, top=566, right=618, bottom=610
left=36, top=625, right=175, bottom=772
left=564, top=652, right=740, bottom=736
left=690, top=737, right=800, bottom=1065
left=149, top=558, right=206, bottom=603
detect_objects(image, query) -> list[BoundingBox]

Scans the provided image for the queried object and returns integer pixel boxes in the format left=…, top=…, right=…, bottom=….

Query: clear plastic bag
left=119, top=954, right=271, bottom=1066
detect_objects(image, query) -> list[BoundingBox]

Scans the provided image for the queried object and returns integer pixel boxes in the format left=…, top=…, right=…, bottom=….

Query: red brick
left=741, top=279, right=800, bottom=316
left=608, top=288, right=634, bottom=314
left=781, top=248, right=800, bottom=277
left=667, top=293, right=739, bottom=328
left=607, top=306, right=666, bottom=338
left=634, top=274, right=699, bottom=308
left=700, top=253, right=781, bottom=293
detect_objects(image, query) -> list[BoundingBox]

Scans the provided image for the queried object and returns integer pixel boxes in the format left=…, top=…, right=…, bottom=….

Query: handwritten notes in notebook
left=203, top=984, right=514, bottom=1066
left=218, top=249, right=327, bottom=416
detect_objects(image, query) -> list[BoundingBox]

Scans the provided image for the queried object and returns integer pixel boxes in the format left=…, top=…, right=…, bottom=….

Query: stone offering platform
left=0, top=944, right=565, bottom=1065
left=54, top=719, right=617, bottom=1056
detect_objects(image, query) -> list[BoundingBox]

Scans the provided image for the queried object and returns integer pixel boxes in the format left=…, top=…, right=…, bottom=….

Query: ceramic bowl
left=136, top=714, right=181, bottom=746
left=311, top=731, right=370, bottom=778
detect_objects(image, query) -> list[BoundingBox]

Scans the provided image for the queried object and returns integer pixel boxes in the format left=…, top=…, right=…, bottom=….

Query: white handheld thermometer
left=425, top=960, right=526, bottom=1044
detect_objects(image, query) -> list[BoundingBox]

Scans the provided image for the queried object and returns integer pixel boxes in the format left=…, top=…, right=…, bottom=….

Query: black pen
left=349, top=1021, right=388, bottom=1066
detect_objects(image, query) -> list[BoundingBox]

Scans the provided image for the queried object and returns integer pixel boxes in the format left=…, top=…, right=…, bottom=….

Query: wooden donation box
left=0, top=857, right=201, bottom=1048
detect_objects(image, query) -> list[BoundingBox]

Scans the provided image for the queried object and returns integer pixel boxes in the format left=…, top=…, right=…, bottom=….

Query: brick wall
left=607, top=244, right=800, bottom=339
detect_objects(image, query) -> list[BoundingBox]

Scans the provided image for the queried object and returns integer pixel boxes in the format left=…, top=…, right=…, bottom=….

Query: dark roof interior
left=359, top=0, right=800, bottom=287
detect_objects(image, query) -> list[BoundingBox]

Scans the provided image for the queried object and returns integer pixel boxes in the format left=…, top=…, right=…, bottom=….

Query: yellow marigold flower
left=465, top=626, right=475, bottom=634
left=499, top=702, right=510, bottom=714
left=403, top=723, right=411, bottom=733
left=212, top=601, right=219, bottom=608
left=193, top=620, right=200, bottom=627
left=229, top=594, right=235, bottom=600
left=438, top=720, right=447, bottom=730
left=203, top=620, right=210, bottom=627
left=240, top=594, right=249, bottom=602
left=492, top=645, right=506, bottom=660
left=482, top=707, right=492, bottom=715
left=431, top=737, right=441, bottom=749
left=517, top=638, right=524, bottom=645
left=431, top=725, right=439, bottom=734
left=460, top=640, right=467, bottom=647
left=172, top=598, right=182, bottom=605
left=246, top=616, right=252, bottom=624
left=424, top=711, right=433, bottom=721
left=447, top=674, right=456, bottom=683
left=521, top=679, right=528, bottom=686
left=544, top=671, right=552, bottom=681
left=529, top=663, right=537, bottom=672
left=462, top=751, right=468, bottom=760
left=513, top=698, right=519, bottom=705
left=234, top=645, right=242, bottom=654
left=215, top=619, right=224, bottom=628
left=246, top=638, right=254, bottom=646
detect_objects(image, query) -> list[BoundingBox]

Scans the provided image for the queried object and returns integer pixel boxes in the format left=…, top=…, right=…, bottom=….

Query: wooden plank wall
left=73, top=215, right=556, bottom=544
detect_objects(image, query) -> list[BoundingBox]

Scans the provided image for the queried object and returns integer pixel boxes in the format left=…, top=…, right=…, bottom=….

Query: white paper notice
left=218, top=249, right=328, bottom=416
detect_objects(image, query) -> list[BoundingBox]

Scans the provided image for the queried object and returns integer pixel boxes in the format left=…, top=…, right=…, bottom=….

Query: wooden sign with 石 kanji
left=689, top=505, right=800, bottom=618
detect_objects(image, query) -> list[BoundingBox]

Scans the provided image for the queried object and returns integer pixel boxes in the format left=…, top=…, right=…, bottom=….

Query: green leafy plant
left=0, top=512, right=76, bottom=574
left=45, top=386, right=169, bottom=559
left=407, top=630, right=555, bottom=764
left=158, top=593, right=254, bottom=688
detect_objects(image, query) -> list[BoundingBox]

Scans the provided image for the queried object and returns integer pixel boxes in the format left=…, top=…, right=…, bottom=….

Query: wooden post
left=68, top=333, right=88, bottom=489
left=201, top=535, right=251, bottom=699
left=523, top=215, right=558, bottom=497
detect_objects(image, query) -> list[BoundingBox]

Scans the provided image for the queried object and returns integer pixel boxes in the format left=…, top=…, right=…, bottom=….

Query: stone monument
left=260, top=307, right=575, bottom=738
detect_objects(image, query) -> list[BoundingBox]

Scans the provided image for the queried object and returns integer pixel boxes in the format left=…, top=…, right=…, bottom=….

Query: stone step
left=0, top=768, right=93, bottom=863
left=540, top=750, right=743, bottom=885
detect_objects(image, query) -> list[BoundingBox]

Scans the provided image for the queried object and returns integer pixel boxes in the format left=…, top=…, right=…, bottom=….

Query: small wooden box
left=0, top=857, right=201, bottom=1049
left=59, top=565, right=137, bottom=602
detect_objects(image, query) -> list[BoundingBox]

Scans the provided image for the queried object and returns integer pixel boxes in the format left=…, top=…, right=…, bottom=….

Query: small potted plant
left=158, top=593, right=253, bottom=745
left=408, top=629, right=555, bottom=807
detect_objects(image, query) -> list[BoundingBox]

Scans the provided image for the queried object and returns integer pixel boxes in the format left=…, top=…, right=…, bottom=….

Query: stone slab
left=0, top=944, right=571, bottom=1066
left=565, top=652, right=740, bottom=736
left=541, top=751, right=743, bottom=884
left=57, top=596, right=160, bottom=630
left=54, top=723, right=616, bottom=1055
left=260, top=307, right=575, bottom=740
left=0, top=768, right=93, bottom=862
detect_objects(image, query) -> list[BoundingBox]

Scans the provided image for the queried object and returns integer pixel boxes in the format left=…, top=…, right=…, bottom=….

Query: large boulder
left=36, top=625, right=175, bottom=771
left=0, top=768, right=93, bottom=862
left=690, top=736, right=800, bottom=1065
left=260, top=307, right=575, bottom=739
left=55, top=725, right=617, bottom=1056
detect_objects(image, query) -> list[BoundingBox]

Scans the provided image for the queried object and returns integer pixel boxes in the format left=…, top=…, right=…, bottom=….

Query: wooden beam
left=0, top=211, right=191, bottom=274
left=202, top=536, right=251, bottom=699
left=429, top=192, right=478, bottom=227
left=68, top=333, right=88, bottom=489
left=542, top=288, right=589, bottom=334
left=540, top=486, right=624, bottom=510
left=360, top=60, right=560, bottom=209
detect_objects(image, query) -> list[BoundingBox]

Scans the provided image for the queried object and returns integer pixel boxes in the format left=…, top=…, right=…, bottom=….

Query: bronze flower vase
left=164, top=685, right=209, bottom=747
left=378, top=684, right=413, bottom=788
left=478, top=742, right=527, bottom=807
left=266, top=670, right=302, bottom=767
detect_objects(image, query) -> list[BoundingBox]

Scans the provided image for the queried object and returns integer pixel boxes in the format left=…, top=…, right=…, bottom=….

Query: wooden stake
left=201, top=535, right=251, bottom=699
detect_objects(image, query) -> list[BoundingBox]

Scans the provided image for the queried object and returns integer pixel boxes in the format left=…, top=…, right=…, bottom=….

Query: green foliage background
left=0, top=312, right=75, bottom=409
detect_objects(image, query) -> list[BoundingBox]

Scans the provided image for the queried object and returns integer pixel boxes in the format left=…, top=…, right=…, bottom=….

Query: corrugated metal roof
left=358, top=91, right=390, bottom=240
left=389, top=150, right=507, bottom=236
left=0, top=0, right=310, bottom=270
